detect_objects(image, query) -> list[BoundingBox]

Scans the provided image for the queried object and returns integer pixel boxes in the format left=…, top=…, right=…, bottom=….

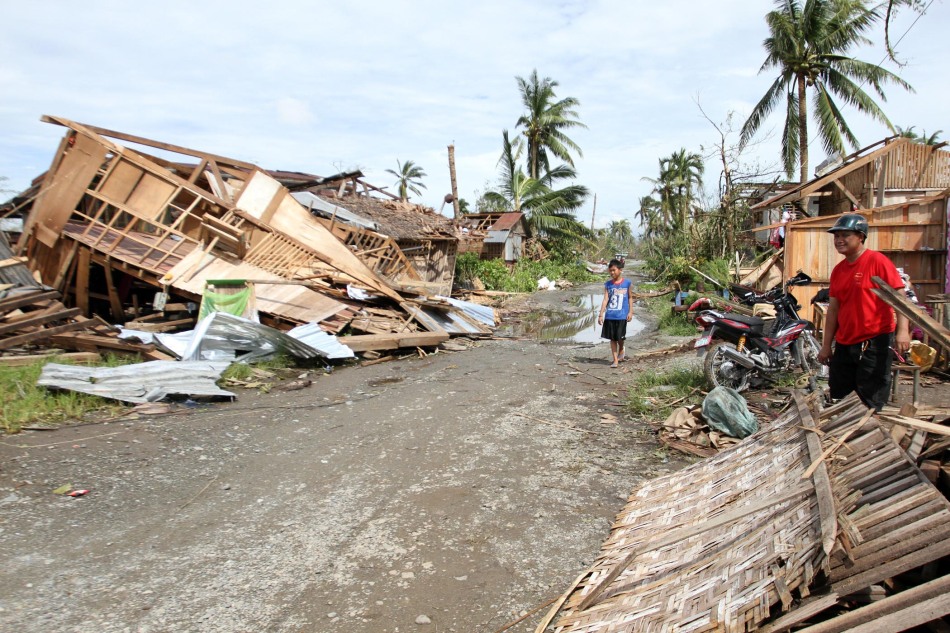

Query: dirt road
left=0, top=285, right=691, bottom=633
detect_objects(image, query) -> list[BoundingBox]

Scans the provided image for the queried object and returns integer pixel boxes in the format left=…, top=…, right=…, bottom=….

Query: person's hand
left=895, top=330, right=911, bottom=354
left=818, top=344, right=832, bottom=365
left=626, top=313, right=633, bottom=322
left=598, top=314, right=604, bottom=325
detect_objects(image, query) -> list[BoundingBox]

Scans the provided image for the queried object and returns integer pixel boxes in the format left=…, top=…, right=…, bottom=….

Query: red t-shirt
left=828, top=249, right=903, bottom=345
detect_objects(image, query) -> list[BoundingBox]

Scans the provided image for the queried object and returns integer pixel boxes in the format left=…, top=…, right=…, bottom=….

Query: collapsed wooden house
left=537, top=392, right=950, bottom=633
left=749, top=137, right=950, bottom=325
left=1, top=116, right=490, bottom=355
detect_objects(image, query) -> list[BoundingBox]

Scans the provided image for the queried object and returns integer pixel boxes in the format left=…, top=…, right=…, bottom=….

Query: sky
left=1, top=1, right=946, bottom=233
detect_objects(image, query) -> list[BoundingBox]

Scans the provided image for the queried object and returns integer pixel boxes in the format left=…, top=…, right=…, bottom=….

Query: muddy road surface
left=1, top=284, right=692, bottom=632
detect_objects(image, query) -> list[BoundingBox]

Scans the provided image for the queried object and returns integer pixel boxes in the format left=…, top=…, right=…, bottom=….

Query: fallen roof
left=541, top=392, right=950, bottom=632
left=318, top=194, right=458, bottom=240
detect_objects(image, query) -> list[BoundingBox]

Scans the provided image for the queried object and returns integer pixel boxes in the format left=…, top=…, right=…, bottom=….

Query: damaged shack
left=0, top=116, right=491, bottom=360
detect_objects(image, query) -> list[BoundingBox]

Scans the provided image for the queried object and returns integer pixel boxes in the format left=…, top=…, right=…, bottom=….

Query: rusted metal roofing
left=489, top=212, right=525, bottom=232
left=315, top=195, right=458, bottom=240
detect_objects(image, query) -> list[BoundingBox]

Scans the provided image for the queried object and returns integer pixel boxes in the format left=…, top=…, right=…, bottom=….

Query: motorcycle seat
left=720, top=313, right=768, bottom=330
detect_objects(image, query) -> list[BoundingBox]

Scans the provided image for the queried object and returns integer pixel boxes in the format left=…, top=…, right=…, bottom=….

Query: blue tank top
left=604, top=278, right=632, bottom=320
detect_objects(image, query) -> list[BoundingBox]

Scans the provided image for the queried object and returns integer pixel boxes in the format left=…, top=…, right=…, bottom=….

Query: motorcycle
left=691, top=271, right=824, bottom=392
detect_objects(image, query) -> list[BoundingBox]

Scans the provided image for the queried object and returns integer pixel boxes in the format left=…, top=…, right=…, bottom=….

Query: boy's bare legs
left=610, top=340, right=620, bottom=367
left=618, top=341, right=626, bottom=362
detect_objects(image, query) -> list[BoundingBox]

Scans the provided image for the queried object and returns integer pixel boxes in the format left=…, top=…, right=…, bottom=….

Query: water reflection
left=501, top=293, right=646, bottom=343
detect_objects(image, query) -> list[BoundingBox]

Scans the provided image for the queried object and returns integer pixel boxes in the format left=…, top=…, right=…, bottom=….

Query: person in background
left=598, top=259, right=634, bottom=368
left=817, top=214, right=911, bottom=411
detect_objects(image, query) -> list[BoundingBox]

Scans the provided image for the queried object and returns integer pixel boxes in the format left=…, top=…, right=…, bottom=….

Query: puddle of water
left=499, top=293, right=646, bottom=344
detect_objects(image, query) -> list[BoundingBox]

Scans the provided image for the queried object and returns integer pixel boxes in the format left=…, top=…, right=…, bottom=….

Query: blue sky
left=1, top=1, right=946, bottom=231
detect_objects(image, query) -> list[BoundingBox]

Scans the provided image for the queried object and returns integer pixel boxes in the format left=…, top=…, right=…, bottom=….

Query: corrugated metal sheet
left=37, top=360, right=234, bottom=404
left=176, top=312, right=349, bottom=362
left=286, top=323, right=355, bottom=360
left=291, top=192, right=379, bottom=231
left=434, top=295, right=496, bottom=327
left=0, top=232, right=40, bottom=289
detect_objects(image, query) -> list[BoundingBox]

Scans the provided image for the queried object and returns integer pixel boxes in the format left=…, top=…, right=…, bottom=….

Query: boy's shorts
left=601, top=319, right=627, bottom=341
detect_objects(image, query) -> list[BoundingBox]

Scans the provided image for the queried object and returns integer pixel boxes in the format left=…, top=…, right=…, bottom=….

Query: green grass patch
left=645, top=296, right=701, bottom=336
left=626, top=365, right=706, bottom=419
left=0, top=354, right=132, bottom=434
left=454, top=252, right=596, bottom=293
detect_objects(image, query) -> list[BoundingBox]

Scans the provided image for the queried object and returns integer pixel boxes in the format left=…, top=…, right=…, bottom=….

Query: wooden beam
left=795, top=391, right=839, bottom=556
left=0, top=352, right=101, bottom=367
left=41, top=115, right=259, bottom=171
left=871, top=276, right=950, bottom=352
left=832, top=178, right=863, bottom=209
left=75, top=248, right=91, bottom=317
left=757, top=594, right=840, bottom=633
left=0, top=318, right=90, bottom=350
left=0, top=290, right=61, bottom=314
left=102, top=261, right=125, bottom=322
left=0, top=307, right=80, bottom=336
left=341, top=331, right=449, bottom=352
left=800, top=574, right=950, bottom=633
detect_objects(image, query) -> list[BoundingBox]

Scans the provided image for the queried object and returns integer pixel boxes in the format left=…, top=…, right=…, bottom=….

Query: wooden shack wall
left=396, top=238, right=457, bottom=296
left=785, top=196, right=948, bottom=324
left=813, top=142, right=950, bottom=215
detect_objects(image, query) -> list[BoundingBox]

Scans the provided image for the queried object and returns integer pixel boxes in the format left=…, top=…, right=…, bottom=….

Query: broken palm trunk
left=10, top=116, right=477, bottom=353
left=537, top=392, right=950, bottom=633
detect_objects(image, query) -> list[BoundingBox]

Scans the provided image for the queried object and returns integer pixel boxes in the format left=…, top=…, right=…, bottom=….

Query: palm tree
left=385, top=159, right=427, bottom=202
left=642, top=148, right=705, bottom=232
left=740, top=0, right=913, bottom=182
left=896, top=125, right=943, bottom=145
left=483, top=131, right=590, bottom=239
left=515, top=70, right=587, bottom=180
left=607, top=219, right=634, bottom=254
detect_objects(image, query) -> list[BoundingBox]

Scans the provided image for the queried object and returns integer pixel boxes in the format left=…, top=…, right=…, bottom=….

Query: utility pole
left=447, top=144, right=461, bottom=219
left=590, top=193, right=597, bottom=231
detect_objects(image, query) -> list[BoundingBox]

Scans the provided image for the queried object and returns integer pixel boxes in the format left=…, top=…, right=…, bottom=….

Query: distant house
left=750, top=136, right=950, bottom=323
left=458, top=212, right=530, bottom=264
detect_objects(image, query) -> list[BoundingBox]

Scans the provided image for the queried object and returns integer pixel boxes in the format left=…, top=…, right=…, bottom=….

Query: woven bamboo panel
left=546, top=395, right=950, bottom=633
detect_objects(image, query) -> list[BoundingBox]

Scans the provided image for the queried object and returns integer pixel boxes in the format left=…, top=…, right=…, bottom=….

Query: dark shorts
left=829, top=331, right=894, bottom=412
left=601, top=319, right=627, bottom=342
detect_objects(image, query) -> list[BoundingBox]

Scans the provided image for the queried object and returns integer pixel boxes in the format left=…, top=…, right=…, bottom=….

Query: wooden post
left=76, top=248, right=91, bottom=317
left=590, top=193, right=597, bottom=231
left=448, top=144, right=461, bottom=219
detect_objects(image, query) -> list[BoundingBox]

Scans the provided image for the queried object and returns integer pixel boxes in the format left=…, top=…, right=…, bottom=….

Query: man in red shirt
left=817, top=214, right=911, bottom=411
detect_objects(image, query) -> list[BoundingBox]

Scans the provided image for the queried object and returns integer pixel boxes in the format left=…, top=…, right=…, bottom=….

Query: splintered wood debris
left=536, top=392, right=950, bottom=633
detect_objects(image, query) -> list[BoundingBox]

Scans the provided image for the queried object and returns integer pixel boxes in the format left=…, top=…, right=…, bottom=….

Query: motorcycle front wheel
left=704, top=341, right=752, bottom=392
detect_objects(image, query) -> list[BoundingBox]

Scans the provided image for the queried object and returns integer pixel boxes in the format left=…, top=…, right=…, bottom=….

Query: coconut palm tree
left=740, top=0, right=913, bottom=182
left=896, top=125, right=943, bottom=145
left=483, top=131, right=590, bottom=239
left=385, top=159, right=427, bottom=202
left=642, top=148, right=705, bottom=233
left=515, top=70, right=587, bottom=180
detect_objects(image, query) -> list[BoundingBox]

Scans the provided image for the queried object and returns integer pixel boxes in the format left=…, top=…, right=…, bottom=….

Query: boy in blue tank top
left=597, top=259, right=634, bottom=368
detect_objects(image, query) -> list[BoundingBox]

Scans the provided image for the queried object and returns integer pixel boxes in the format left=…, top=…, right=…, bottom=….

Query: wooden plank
left=831, top=533, right=950, bottom=596
left=0, top=352, right=101, bottom=366
left=76, top=248, right=91, bottom=317
left=102, top=262, right=125, bottom=322
left=871, top=276, right=950, bottom=352
left=0, top=307, right=80, bottom=336
left=0, top=290, right=60, bottom=314
left=341, top=332, right=449, bottom=352
left=796, top=391, right=839, bottom=556
left=0, top=256, right=28, bottom=269
left=758, top=593, right=840, bottom=633
left=0, top=319, right=91, bottom=350
left=799, top=574, right=950, bottom=633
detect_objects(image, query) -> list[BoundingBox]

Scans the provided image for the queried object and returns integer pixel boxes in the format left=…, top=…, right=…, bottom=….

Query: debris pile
left=0, top=116, right=498, bottom=386
left=538, top=392, right=950, bottom=632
